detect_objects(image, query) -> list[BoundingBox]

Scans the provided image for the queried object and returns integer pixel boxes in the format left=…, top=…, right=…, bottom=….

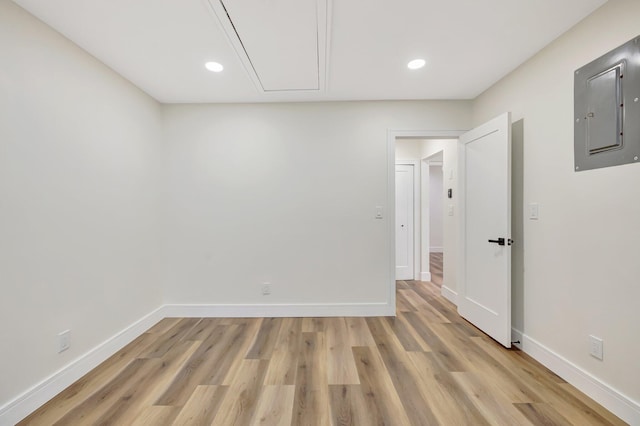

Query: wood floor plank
left=145, top=317, right=182, bottom=335
left=93, top=339, right=201, bottom=425
left=344, top=317, right=376, bottom=347
left=139, top=318, right=201, bottom=359
left=326, top=318, right=360, bottom=385
left=514, top=402, right=573, bottom=426
left=301, top=317, right=326, bottom=332
left=396, top=289, right=419, bottom=312
left=183, top=318, right=223, bottom=341
left=396, top=280, right=411, bottom=290
left=402, top=311, right=467, bottom=372
left=351, top=346, right=412, bottom=426
left=451, top=371, right=535, bottom=425
left=328, top=385, right=376, bottom=426
left=52, top=358, right=160, bottom=425
left=250, top=385, right=296, bottom=426
left=291, top=332, right=330, bottom=426
left=366, top=317, right=440, bottom=425
left=211, top=359, right=269, bottom=426
left=220, top=318, right=264, bottom=385
left=263, top=318, right=302, bottom=385
left=400, top=289, right=450, bottom=323
left=171, top=385, right=228, bottom=426
left=384, top=314, right=432, bottom=352
left=407, top=351, right=490, bottom=426
left=246, top=318, right=282, bottom=360
left=154, top=324, right=245, bottom=406
left=130, top=405, right=181, bottom=426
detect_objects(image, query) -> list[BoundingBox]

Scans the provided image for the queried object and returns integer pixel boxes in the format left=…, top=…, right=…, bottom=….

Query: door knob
left=488, top=238, right=514, bottom=246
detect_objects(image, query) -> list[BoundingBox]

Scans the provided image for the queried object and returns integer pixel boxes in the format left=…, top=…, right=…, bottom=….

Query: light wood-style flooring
left=429, top=252, right=443, bottom=288
left=20, top=264, right=625, bottom=425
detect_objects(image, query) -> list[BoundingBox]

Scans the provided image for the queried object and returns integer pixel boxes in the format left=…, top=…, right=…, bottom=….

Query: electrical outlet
left=58, top=330, right=71, bottom=353
left=589, top=335, right=603, bottom=360
left=262, top=282, right=271, bottom=295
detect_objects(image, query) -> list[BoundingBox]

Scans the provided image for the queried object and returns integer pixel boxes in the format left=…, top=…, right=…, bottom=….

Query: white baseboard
left=441, top=285, right=457, bottom=305
left=420, top=271, right=432, bottom=282
left=513, top=328, right=640, bottom=425
left=163, top=302, right=393, bottom=318
left=430, top=247, right=443, bottom=253
left=0, top=306, right=165, bottom=426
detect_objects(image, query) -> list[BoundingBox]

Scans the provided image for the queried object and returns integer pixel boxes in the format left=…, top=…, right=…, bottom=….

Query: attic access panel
left=574, top=36, right=640, bottom=172
left=207, top=0, right=329, bottom=93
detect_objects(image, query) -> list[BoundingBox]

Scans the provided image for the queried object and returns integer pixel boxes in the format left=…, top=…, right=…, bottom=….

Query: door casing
left=387, top=130, right=465, bottom=313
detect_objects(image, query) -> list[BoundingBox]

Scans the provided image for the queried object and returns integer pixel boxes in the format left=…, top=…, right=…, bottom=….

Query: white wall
left=473, top=0, right=640, bottom=410
left=0, top=1, right=163, bottom=410
left=162, top=102, right=471, bottom=308
left=429, top=165, right=444, bottom=251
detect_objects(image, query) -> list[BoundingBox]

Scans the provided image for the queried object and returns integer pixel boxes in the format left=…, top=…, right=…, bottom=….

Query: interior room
left=1, top=0, right=639, bottom=424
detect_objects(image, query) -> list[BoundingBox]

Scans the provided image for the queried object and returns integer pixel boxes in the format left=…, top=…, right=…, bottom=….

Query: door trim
left=387, top=130, right=466, bottom=314
left=420, top=152, right=444, bottom=282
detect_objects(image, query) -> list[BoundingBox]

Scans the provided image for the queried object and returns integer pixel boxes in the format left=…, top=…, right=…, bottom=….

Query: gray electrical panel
left=574, top=36, right=640, bottom=171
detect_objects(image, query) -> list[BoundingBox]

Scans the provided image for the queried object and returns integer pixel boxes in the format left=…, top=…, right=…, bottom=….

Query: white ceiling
left=12, top=0, right=607, bottom=104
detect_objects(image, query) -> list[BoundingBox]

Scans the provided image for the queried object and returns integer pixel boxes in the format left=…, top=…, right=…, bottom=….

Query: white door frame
left=420, top=153, right=444, bottom=282
left=387, top=130, right=465, bottom=313
left=395, top=160, right=420, bottom=281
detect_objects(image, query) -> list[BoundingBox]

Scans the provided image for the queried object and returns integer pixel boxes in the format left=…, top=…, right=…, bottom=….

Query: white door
left=395, top=164, right=414, bottom=280
left=458, top=112, right=512, bottom=348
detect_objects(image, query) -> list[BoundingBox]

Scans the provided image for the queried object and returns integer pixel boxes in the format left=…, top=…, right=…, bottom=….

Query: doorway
left=391, top=131, right=462, bottom=308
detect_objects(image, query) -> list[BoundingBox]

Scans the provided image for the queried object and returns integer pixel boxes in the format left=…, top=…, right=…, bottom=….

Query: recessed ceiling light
left=205, top=61, right=224, bottom=73
left=407, top=59, right=426, bottom=70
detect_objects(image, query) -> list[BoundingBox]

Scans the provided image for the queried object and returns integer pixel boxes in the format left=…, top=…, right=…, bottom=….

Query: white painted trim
left=0, top=306, right=165, bottom=426
left=441, top=285, right=458, bottom=305
left=420, top=271, right=432, bottom=282
left=163, top=303, right=393, bottom=318
left=430, top=246, right=444, bottom=253
left=390, top=130, right=467, bottom=139
left=420, top=158, right=431, bottom=280
left=513, top=328, right=640, bottom=425
left=387, top=131, right=397, bottom=313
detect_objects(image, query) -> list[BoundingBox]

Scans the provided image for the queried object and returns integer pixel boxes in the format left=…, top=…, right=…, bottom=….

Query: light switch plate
left=529, top=203, right=539, bottom=220
left=375, top=206, right=384, bottom=219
